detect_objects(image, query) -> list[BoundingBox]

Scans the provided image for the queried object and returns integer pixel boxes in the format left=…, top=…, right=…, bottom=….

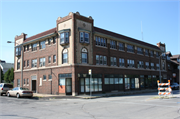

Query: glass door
left=66, top=78, right=72, bottom=95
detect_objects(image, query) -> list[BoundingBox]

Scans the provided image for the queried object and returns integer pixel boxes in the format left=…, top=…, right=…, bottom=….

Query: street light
left=7, top=41, right=23, bottom=87
left=159, top=53, right=166, bottom=83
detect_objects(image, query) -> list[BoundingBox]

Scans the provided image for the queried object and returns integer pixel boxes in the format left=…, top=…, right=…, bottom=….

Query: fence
left=157, top=80, right=171, bottom=98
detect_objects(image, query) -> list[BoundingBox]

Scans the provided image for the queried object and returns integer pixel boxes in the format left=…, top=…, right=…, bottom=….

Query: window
left=80, top=32, right=89, bottom=43
left=150, top=50, right=154, bottom=57
left=27, top=78, right=29, bottom=85
left=43, top=75, right=46, bottom=80
left=162, top=61, right=165, bottom=70
left=17, top=79, right=20, bottom=87
left=95, top=36, right=106, bottom=47
left=48, top=75, right=52, bottom=80
left=17, top=62, right=20, bottom=70
left=119, top=58, right=125, bottom=67
left=53, top=36, right=56, bottom=44
left=156, top=64, right=160, bottom=70
left=27, top=45, right=29, bottom=51
left=137, top=61, right=144, bottom=68
left=119, top=42, right=124, bottom=51
left=96, top=55, right=99, bottom=65
left=48, top=56, right=51, bottom=63
left=127, top=44, right=134, bottom=53
left=27, top=60, right=29, bottom=67
left=60, top=32, right=69, bottom=45
left=39, top=57, right=45, bottom=67
left=32, top=59, right=37, bottom=67
left=24, top=79, right=26, bottom=85
left=145, top=49, right=149, bottom=56
left=53, top=55, right=56, bottom=63
left=156, top=52, right=159, bottom=58
left=151, top=63, right=154, bottom=69
left=24, top=61, right=26, bottom=67
left=48, top=38, right=52, bottom=45
left=100, top=56, right=103, bottom=65
left=125, top=78, right=130, bottom=89
left=82, top=48, right=88, bottom=63
left=145, top=62, right=149, bottom=69
left=110, top=40, right=116, bottom=49
left=96, top=55, right=107, bottom=65
left=103, top=56, right=107, bottom=65
left=39, top=40, right=46, bottom=49
left=32, top=43, right=37, bottom=51
left=62, top=49, right=68, bottom=64
left=137, top=47, right=143, bottom=54
left=16, top=47, right=21, bottom=56
left=111, top=57, right=117, bottom=66
left=127, top=59, right=135, bottom=68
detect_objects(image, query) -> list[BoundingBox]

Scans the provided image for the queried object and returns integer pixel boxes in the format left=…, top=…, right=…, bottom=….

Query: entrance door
left=66, top=78, right=72, bottom=95
left=32, top=80, right=36, bottom=93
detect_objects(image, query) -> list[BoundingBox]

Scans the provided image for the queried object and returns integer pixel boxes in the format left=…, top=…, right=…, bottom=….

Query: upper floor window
left=62, top=49, right=68, bottom=64
left=24, top=61, right=26, bottom=67
left=156, top=52, right=159, bottom=58
left=162, top=60, right=165, bottom=70
left=119, top=42, right=124, bottom=51
left=32, top=59, right=37, bottom=68
left=145, top=49, right=149, bottom=56
left=145, top=62, right=149, bottom=69
left=119, top=58, right=125, bottom=67
left=32, top=43, right=37, bottom=51
left=48, top=38, right=52, bottom=45
left=150, top=50, right=154, bottom=57
left=95, top=37, right=106, bottom=47
left=127, top=44, right=134, bottom=53
left=39, top=57, right=45, bottom=67
left=53, top=36, right=56, bottom=44
left=137, top=61, right=144, bottom=68
left=127, top=59, right=135, bottom=68
left=24, top=46, right=26, bottom=52
left=96, top=55, right=107, bottom=65
left=60, top=32, right=69, bottom=45
left=81, top=48, right=88, bottom=63
left=27, top=60, right=29, bottom=67
left=111, top=57, right=117, bottom=66
left=110, top=40, right=116, bottom=49
left=80, top=32, right=89, bottom=43
left=53, top=55, right=56, bottom=63
left=27, top=45, right=29, bottom=51
left=39, top=40, right=46, bottom=49
left=156, top=64, right=160, bottom=70
left=16, top=47, right=21, bottom=56
left=17, top=60, right=20, bottom=70
left=151, top=63, right=154, bottom=69
left=48, top=56, right=51, bottom=63
left=137, top=47, right=143, bottom=55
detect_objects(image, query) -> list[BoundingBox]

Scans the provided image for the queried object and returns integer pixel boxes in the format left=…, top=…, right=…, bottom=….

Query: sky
left=0, top=0, right=179, bottom=63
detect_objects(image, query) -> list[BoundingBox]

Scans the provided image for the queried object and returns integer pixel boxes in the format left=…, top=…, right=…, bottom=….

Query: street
left=0, top=90, right=180, bottom=119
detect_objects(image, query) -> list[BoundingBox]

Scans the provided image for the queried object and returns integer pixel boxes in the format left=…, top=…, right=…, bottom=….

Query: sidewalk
left=33, top=89, right=164, bottom=100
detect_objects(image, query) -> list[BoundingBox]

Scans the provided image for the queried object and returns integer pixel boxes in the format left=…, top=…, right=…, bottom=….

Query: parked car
left=0, top=83, right=13, bottom=96
left=170, top=83, right=179, bottom=90
left=7, top=87, right=33, bottom=98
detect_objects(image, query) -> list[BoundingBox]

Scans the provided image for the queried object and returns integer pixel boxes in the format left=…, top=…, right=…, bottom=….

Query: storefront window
left=125, top=78, right=130, bottom=89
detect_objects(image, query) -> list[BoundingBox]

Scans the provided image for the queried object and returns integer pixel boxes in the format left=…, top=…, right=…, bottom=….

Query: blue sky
left=0, top=0, right=179, bottom=63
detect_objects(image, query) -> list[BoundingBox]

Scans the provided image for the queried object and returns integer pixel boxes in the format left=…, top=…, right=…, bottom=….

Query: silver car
left=7, top=87, right=33, bottom=98
left=0, top=83, right=13, bottom=96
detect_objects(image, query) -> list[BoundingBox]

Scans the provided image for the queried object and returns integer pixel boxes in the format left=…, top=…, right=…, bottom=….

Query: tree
left=1, top=68, right=4, bottom=82
left=4, top=68, right=14, bottom=83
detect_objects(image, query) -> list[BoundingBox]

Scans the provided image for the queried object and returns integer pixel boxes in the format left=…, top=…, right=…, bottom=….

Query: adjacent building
left=14, top=12, right=178, bottom=96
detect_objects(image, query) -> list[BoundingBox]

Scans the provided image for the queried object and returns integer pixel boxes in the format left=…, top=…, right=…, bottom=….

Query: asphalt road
left=0, top=90, right=180, bottom=119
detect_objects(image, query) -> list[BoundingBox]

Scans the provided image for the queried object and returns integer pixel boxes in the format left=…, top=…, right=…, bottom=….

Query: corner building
left=14, top=12, right=169, bottom=96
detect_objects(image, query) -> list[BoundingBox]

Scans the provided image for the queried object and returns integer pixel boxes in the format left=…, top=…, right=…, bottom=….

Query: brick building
left=14, top=12, right=176, bottom=96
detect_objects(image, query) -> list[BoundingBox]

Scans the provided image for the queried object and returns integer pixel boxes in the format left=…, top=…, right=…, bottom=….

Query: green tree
left=1, top=68, right=4, bottom=82
left=4, top=68, right=14, bottom=83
